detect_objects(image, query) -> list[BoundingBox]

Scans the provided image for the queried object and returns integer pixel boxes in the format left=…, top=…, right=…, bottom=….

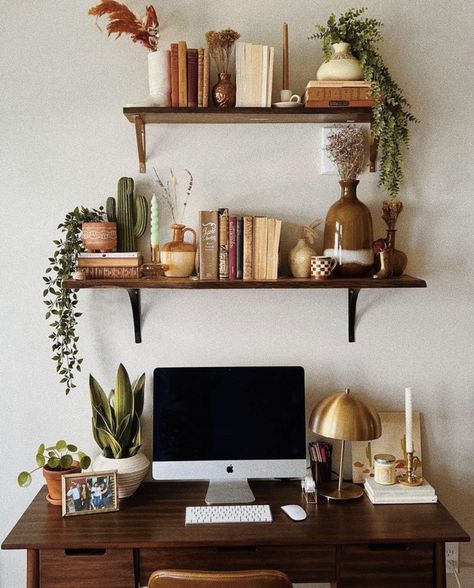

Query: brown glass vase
left=386, top=229, right=407, bottom=276
left=160, top=224, right=197, bottom=277
left=323, top=180, right=374, bottom=277
left=212, top=73, right=236, bottom=108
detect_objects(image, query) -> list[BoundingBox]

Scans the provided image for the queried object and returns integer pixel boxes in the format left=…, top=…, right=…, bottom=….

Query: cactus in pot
left=89, top=364, right=149, bottom=498
left=106, top=177, right=148, bottom=252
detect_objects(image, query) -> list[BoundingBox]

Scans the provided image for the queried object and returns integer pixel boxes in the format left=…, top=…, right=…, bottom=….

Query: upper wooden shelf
left=63, top=275, right=426, bottom=344
left=123, top=106, right=374, bottom=172
left=63, top=275, right=424, bottom=290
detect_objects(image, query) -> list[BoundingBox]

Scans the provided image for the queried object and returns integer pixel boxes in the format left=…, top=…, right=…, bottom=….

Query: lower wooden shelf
left=62, top=275, right=426, bottom=343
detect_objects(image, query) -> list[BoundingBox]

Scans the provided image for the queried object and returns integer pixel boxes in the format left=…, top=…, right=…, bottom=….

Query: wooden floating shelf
left=63, top=275, right=426, bottom=344
left=123, top=106, right=375, bottom=173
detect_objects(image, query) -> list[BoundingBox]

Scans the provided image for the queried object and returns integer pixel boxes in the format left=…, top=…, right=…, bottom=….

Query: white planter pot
left=148, top=49, right=171, bottom=106
left=317, top=42, right=364, bottom=81
left=93, top=452, right=150, bottom=499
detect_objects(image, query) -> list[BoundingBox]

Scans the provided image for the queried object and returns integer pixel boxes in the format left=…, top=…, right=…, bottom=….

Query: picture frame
left=61, top=470, right=119, bottom=517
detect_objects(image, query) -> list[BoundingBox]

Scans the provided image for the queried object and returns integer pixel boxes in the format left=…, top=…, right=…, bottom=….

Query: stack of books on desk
left=304, top=80, right=374, bottom=108
left=77, top=252, right=142, bottom=279
left=364, top=477, right=438, bottom=504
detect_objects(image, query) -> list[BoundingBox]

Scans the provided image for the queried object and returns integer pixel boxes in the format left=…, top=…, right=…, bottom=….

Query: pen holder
left=311, top=460, right=332, bottom=487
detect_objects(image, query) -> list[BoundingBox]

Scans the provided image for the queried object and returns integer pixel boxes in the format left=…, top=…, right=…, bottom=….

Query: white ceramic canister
left=148, top=49, right=171, bottom=106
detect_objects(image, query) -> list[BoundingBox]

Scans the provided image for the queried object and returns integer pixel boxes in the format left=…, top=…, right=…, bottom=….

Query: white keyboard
left=185, top=504, right=272, bottom=524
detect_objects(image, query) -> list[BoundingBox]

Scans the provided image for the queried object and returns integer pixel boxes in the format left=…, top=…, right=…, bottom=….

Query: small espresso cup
left=311, top=256, right=337, bottom=280
left=280, top=89, right=302, bottom=103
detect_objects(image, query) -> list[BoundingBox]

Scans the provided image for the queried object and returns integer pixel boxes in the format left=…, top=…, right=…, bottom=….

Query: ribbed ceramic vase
left=92, top=452, right=150, bottom=499
left=316, top=42, right=364, bottom=81
left=323, top=180, right=374, bottom=277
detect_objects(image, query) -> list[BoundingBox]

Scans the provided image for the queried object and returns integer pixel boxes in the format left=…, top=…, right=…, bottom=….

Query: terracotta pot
left=82, top=222, right=117, bottom=253
left=92, top=452, right=150, bottom=499
left=161, top=224, right=197, bottom=277
left=323, top=180, right=374, bottom=277
left=316, top=42, right=364, bottom=81
left=212, top=73, right=236, bottom=108
left=42, top=461, right=81, bottom=505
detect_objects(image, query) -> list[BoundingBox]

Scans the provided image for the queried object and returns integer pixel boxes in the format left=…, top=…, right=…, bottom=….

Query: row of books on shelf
left=169, top=41, right=210, bottom=108
left=235, top=42, right=275, bottom=107
left=199, top=210, right=281, bottom=281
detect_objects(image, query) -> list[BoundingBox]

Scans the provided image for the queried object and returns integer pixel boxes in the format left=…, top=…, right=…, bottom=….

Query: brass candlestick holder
left=141, top=246, right=168, bottom=279
left=398, top=451, right=423, bottom=486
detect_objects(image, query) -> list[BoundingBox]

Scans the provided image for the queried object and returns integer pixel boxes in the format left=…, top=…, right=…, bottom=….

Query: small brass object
left=398, top=451, right=424, bottom=487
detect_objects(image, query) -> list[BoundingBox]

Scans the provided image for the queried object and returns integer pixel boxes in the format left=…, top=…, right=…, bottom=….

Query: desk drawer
left=339, top=543, right=434, bottom=588
left=40, top=548, right=135, bottom=587
left=140, top=545, right=336, bottom=584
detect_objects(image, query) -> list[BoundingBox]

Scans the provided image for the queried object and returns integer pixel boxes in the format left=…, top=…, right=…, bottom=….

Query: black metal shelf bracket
left=348, top=288, right=360, bottom=343
left=127, top=289, right=141, bottom=343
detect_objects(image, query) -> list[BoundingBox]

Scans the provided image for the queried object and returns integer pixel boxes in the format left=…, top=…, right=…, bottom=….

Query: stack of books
left=304, top=80, right=374, bottom=108
left=364, top=477, right=438, bottom=504
left=199, top=210, right=281, bottom=281
left=77, top=252, right=143, bottom=279
left=235, top=42, right=275, bottom=107
left=169, top=42, right=210, bottom=108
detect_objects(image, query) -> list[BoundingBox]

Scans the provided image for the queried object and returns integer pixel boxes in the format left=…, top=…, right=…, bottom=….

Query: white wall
left=1, top=1, right=473, bottom=587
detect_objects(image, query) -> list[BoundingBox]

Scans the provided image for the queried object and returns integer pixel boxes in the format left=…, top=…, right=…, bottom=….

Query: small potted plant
left=18, top=441, right=91, bottom=505
left=89, top=364, right=148, bottom=498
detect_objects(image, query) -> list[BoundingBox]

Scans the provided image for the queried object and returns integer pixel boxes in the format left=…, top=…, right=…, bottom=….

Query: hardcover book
left=364, top=477, right=437, bottom=504
left=170, top=43, right=179, bottom=107
left=197, top=48, right=204, bottom=108
left=236, top=217, right=243, bottom=279
left=253, top=216, right=268, bottom=280
left=228, top=216, right=237, bottom=280
left=178, top=41, right=188, bottom=107
left=203, top=49, right=210, bottom=108
left=199, top=211, right=218, bottom=280
left=243, top=216, right=253, bottom=280
left=187, top=48, right=198, bottom=108
left=77, top=256, right=142, bottom=268
left=82, top=266, right=141, bottom=279
left=218, top=208, right=229, bottom=279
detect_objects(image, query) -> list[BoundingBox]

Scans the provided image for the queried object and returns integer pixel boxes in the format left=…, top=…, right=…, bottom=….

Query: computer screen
left=152, top=366, right=306, bottom=503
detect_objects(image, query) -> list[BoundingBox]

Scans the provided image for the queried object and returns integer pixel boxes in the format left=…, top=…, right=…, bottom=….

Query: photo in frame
left=62, top=470, right=119, bottom=517
left=351, top=411, right=422, bottom=483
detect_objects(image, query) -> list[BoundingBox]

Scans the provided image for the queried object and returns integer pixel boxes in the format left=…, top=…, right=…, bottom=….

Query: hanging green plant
left=43, top=206, right=104, bottom=394
left=310, top=7, right=417, bottom=198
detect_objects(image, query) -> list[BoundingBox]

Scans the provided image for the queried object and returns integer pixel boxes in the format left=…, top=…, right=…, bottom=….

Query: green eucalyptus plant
left=89, top=364, right=145, bottom=459
left=43, top=206, right=104, bottom=395
left=17, top=441, right=91, bottom=487
left=310, top=7, right=417, bottom=198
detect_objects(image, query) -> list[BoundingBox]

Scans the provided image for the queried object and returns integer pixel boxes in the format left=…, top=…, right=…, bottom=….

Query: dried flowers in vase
left=205, top=29, right=240, bottom=108
left=89, top=1, right=159, bottom=51
left=325, top=124, right=366, bottom=180
left=153, top=168, right=196, bottom=278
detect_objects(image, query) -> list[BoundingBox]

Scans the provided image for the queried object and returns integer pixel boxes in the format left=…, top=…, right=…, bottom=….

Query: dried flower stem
left=153, top=168, right=193, bottom=225
left=325, top=125, right=366, bottom=180
left=205, top=29, right=240, bottom=73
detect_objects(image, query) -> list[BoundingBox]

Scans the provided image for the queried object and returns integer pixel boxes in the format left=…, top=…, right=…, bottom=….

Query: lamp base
left=317, top=481, right=364, bottom=501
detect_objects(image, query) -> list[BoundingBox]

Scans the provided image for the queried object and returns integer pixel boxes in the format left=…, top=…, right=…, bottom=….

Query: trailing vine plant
left=43, top=206, right=104, bottom=394
left=310, top=7, right=417, bottom=198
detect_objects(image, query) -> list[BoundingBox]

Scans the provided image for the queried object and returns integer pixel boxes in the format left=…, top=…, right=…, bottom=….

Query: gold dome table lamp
left=309, top=388, right=382, bottom=501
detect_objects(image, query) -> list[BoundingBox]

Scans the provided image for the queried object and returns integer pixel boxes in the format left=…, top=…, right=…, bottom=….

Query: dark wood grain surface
left=123, top=106, right=373, bottom=125
left=2, top=481, right=468, bottom=551
left=63, top=275, right=426, bottom=290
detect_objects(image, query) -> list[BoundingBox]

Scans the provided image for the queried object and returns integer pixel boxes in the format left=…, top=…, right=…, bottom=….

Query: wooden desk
left=2, top=481, right=469, bottom=588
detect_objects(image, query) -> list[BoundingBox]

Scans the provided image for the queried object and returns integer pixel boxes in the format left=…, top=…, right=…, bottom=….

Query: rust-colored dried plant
left=205, top=29, right=240, bottom=73
left=89, top=1, right=159, bottom=51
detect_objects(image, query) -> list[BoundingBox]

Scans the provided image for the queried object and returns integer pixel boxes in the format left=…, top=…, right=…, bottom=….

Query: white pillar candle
left=150, top=194, right=159, bottom=248
left=148, top=49, right=171, bottom=106
left=405, top=387, right=413, bottom=453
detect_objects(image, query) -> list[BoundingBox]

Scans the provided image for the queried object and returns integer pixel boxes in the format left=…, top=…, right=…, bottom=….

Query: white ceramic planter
left=317, top=42, right=364, bottom=81
left=93, top=452, right=150, bottom=499
left=148, top=49, right=171, bottom=106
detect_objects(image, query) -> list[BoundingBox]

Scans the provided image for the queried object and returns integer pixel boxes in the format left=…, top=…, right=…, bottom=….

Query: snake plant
left=89, top=364, right=145, bottom=459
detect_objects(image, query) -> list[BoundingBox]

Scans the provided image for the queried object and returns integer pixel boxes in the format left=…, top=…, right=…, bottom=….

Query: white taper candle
left=151, top=194, right=159, bottom=248
left=405, top=387, right=413, bottom=453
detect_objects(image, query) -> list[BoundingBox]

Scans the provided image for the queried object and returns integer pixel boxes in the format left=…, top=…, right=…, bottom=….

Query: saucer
left=272, top=101, right=303, bottom=108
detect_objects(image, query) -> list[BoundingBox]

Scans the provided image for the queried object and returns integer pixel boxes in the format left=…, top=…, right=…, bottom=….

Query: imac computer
left=152, top=366, right=306, bottom=504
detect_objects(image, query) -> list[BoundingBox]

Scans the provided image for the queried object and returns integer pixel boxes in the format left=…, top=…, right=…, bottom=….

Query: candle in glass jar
left=405, top=387, right=413, bottom=453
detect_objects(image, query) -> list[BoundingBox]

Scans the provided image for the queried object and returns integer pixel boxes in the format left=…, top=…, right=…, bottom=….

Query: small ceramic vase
left=212, top=73, right=236, bottom=108
left=82, top=222, right=117, bottom=253
left=160, top=224, right=197, bottom=277
left=316, top=42, right=364, bottom=81
left=288, top=238, right=316, bottom=278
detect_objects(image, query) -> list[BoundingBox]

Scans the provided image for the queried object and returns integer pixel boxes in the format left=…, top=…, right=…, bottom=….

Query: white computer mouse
left=281, top=504, right=307, bottom=521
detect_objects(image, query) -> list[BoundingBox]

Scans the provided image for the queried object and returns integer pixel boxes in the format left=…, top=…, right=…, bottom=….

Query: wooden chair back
left=148, top=569, right=293, bottom=588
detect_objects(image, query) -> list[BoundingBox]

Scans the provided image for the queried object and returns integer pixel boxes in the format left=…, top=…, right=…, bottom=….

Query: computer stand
left=205, top=479, right=256, bottom=504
